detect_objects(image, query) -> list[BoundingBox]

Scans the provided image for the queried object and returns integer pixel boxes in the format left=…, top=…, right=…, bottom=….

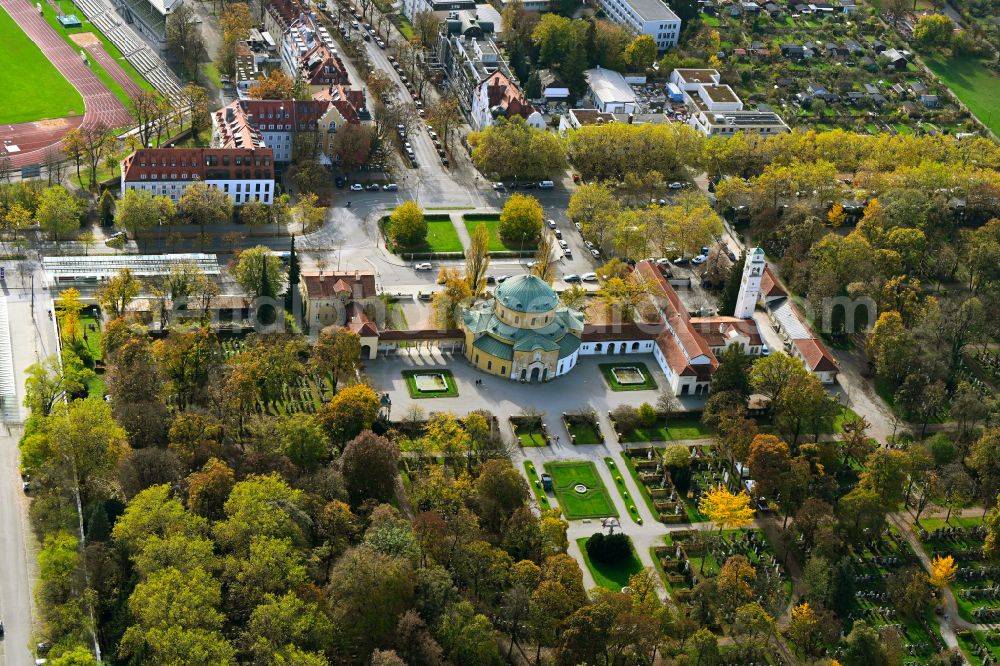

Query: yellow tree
left=699, top=484, right=755, bottom=532
left=788, top=602, right=819, bottom=655
left=928, top=554, right=957, bottom=588
left=431, top=268, right=472, bottom=329
left=827, top=202, right=846, bottom=227
left=56, top=288, right=85, bottom=343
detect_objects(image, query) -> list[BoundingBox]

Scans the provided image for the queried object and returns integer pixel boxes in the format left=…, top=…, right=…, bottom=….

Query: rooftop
left=701, top=84, right=740, bottom=104
left=586, top=67, right=637, bottom=105
left=674, top=68, right=720, bottom=84
left=626, top=0, right=680, bottom=22
left=44, top=254, right=220, bottom=280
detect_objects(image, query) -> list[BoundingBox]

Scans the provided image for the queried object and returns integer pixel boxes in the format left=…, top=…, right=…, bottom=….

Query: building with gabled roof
left=120, top=148, right=275, bottom=205
left=471, top=70, right=543, bottom=130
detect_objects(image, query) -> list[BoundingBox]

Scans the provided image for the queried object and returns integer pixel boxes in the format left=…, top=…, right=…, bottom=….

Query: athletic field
left=0, top=5, right=84, bottom=124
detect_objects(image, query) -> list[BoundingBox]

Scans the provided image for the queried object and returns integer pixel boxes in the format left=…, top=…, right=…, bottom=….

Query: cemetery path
left=889, top=511, right=1000, bottom=646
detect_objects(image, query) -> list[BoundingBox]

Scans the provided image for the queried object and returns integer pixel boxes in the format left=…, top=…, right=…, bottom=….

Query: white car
left=574, top=222, right=582, bottom=231
left=559, top=240, right=569, bottom=249
left=548, top=219, right=557, bottom=229
left=350, top=183, right=363, bottom=191
left=581, top=272, right=599, bottom=282
left=668, top=181, right=684, bottom=189
left=414, top=262, right=433, bottom=270
left=584, top=241, right=594, bottom=249
left=692, top=255, right=707, bottom=264
left=656, top=258, right=672, bottom=266
left=591, top=249, right=601, bottom=259
left=382, top=183, right=398, bottom=191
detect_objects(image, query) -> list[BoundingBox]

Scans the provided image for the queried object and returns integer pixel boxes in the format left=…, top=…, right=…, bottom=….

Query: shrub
left=638, top=403, right=657, bottom=427
left=611, top=405, right=641, bottom=434
left=586, top=532, right=631, bottom=564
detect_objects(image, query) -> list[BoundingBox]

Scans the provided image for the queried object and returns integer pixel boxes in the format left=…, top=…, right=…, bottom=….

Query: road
left=0, top=259, right=56, bottom=666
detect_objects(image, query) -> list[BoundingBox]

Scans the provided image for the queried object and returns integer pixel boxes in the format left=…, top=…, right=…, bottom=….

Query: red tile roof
left=792, top=338, right=838, bottom=372
left=690, top=315, right=764, bottom=348
left=635, top=260, right=719, bottom=376
left=760, top=265, right=787, bottom=298
left=581, top=322, right=665, bottom=342
left=300, top=271, right=377, bottom=300
left=121, top=148, right=274, bottom=183
left=484, top=71, right=535, bottom=121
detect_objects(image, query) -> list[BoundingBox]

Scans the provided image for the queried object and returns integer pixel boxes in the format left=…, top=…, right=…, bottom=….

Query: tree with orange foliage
left=928, top=554, right=958, bottom=589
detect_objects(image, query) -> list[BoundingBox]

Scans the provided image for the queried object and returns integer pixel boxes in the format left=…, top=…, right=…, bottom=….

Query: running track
left=0, top=0, right=132, bottom=168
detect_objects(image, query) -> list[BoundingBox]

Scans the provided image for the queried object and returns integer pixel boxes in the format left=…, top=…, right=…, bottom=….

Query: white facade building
left=597, top=0, right=681, bottom=49
left=121, top=148, right=276, bottom=206
left=586, top=68, right=639, bottom=114
left=734, top=247, right=765, bottom=319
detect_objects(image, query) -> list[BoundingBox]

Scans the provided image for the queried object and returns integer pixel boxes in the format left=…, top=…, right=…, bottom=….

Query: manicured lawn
left=382, top=215, right=463, bottom=254
left=544, top=461, right=618, bottom=520
left=0, top=6, right=84, bottom=124
left=566, top=418, right=602, bottom=445
left=523, top=460, right=552, bottom=511
left=462, top=216, right=510, bottom=252
left=79, top=313, right=103, bottom=362
left=619, top=415, right=713, bottom=443
left=39, top=0, right=156, bottom=109
left=402, top=369, right=458, bottom=398
left=605, top=457, right=642, bottom=524
left=576, top=536, right=643, bottom=591
left=599, top=362, right=658, bottom=391
left=518, top=429, right=547, bottom=447
left=926, top=55, right=1000, bottom=137
left=620, top=455, right=660, bottom=520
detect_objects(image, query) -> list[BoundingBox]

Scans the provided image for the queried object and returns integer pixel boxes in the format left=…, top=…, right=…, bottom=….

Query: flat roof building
left=596, top=0, right=681, bottom=49
left=689, top=110, right=790, bottom=137
left=586, top=67, right=639, bottom=113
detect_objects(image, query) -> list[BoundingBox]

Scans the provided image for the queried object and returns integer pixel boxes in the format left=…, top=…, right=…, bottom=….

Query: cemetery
left=957, top=629, right=1000, bottom=666
left=543, top=461, right=618, bottom=520
left=916, top=517, right=1000, bottom=624
left=846, top=529, right=945, bottom=662
left=613, top=409, right=714, bottom=443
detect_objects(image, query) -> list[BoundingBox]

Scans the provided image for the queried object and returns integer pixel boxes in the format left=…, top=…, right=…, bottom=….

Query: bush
left=586, top=532, right=632, bottom=564
left=638, top=403, right=657, bottom=427
left=611, top=405, right=641, bottom=434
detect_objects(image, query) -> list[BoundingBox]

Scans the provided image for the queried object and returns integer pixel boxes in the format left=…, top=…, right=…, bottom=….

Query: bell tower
left=734, top=247, right=766, bottom=319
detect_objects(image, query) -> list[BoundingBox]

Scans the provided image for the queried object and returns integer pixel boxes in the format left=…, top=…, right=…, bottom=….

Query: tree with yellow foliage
left=827, top=202, right=846, bottom=227
left=55, top=288, right=85, bottom=343
left=699, top=484, right=755, bottom=533
left=431, top=268, right=473, bottom=329
left=928, top=554, right=958, bottom=588
left=788, top=602, right=819, bottom=655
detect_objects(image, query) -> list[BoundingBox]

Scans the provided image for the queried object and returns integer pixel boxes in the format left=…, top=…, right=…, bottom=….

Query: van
left=538, top=180, right=555, bottom=189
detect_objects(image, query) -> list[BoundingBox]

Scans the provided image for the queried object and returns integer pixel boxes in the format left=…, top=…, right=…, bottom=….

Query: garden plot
left=562, top=411, right=603, bottom=445
left=403, top=369, right=459, bottom=398
left=511, top=413, right=549, bottom=447
left=599, top=362, right=658, bottom=391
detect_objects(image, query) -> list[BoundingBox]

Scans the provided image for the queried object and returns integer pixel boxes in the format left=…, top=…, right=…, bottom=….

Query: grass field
left=618, top=415, right=713, bottom=443
left=382, top=215, right=463, bottom=254
left=0, top=6, right=84, bottom=124
left=39, top=0, right=156, bottom=110
left=566, top=417, right=602, bottom=445
left=926, top=56, right=1000, bottom=137
left=79, top=312, right=102, bottom=362
left=402, top=369, right=458, bottom=398
left=544, top=461, right=617, bottom=520
left=599, top=362, right=658, bottom=392
left=462, top=215, right=511, bottom=252
left=515, top=421, right=548, bottom=447
left=576, top=536, right=643, bottom=591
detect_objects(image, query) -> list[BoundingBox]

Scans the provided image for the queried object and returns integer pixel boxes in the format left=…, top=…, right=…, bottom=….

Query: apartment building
left=120, top=148, right=276, bottom=205
left=597, top=0, right=681, bottom=49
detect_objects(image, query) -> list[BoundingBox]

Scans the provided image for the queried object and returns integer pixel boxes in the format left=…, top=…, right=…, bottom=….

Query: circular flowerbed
left=574, top=484, right=588, bottom=494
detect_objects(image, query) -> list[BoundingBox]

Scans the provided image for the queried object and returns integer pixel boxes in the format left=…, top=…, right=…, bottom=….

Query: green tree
left=913, top=14, right=953, bottom=49
left=37, top=186, right=80, bottom=239
left=388, top=201, right=427, bottom=249
left=470, top=117, right=566, bottom=181
left=309, top=326, right=362, bottom=392
left=177, top=182, right=233, bottom=231
left=23, top=350, right=94, bottom=417
left=276, top=413, right=330, bottom=473
left=214, top=474, right=307, bottom=551
left=233, top=246, right=286, bottom=299
left=750, top=353, right=810, bottom=401
left=340, top=430, right=400, bottom=504
left=117, top=189, right=174, bottom=238
left=96, top=268, right=143, bottom=319
left=240, top=197, right=270, bottom=228
left=498, top=193, right=543, bottom=248
left=568, top=183, right=620, bottom=250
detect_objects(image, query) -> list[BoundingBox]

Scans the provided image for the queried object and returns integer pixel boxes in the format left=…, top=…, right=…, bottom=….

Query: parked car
left=700, top=246, right=710, bottom=256
left=485, top=275, right=496, bottom=284
left=761, top=344, right=770, bottom=356
left=538, top=180, right=555, bottom=189
left=656, top=258, right=672, bottom=266
left=350, top=183, right=363, bottom=191
left=581, top=272, right=598, bottom=282
left=382, top=183, right=398, bottom=191
left=106, top=231, right=126, bottom=246
left=22, top=481, right=30, bottom=493
left=335, top=175, right=347, bottom=188
left=547, top=219, right=557, bottom=229
left=492, top=182, right=505, bottom=191
left=668, top=181, right=684, bottom=189
left=563, top=249, right=572, bottom=258
left=584, top=241, right=594, bottom=249
left=692, top=255, right=707, bottom=265
left=574, top=222, right=582, bottom=231
left=590, top=249, right=601, bottom=259
left=564, top=274, right=581, bottom=283
left=554, top=230, right=562, bottom=239
left=559, top=240, right=569, bottom=249
left=414, top=262, right=433, bottom=270
left=673, top=256, right=690, bottom=266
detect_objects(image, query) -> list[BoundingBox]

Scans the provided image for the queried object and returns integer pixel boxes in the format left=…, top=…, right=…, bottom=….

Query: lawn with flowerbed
left=544, top=461, right=617, bottom=519
left=604, top=457, right=642, bottom=524
left=599, top=362, right=658, bottom=391
left=402, top=370, right=459, bottom=398
left=523, top=460, right=552, bottom=510
left=577, top=535, right=643, bottom=591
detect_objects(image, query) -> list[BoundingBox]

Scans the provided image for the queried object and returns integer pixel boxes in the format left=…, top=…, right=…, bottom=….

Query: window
left=501, top=366, right=506, bottom=375
left=530, top=317, right=536, bottom=326
left=475, top=354, right=479, bottom=363
left=487, top=361, right=492, bottom=370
